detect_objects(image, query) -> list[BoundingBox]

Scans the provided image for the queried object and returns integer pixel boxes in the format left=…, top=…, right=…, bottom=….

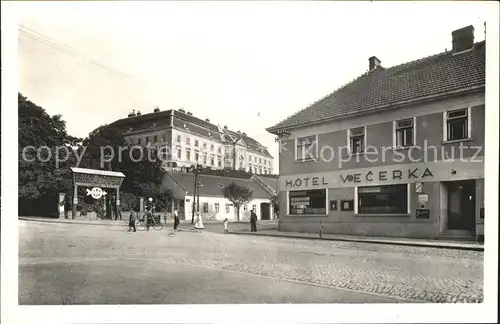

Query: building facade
left=267, top=25, right=485, bottom=241
left=162, top=171, right=277, bottom=221
left=108, top=108, right=274, bottom=174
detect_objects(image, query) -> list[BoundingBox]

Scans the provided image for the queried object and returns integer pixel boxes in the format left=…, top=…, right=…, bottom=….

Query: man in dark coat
left=250, top=210, right=258, bottom=232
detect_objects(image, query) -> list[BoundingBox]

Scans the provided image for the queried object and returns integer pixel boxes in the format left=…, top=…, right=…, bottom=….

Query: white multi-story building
left=109, top=108, right=274, bottom=174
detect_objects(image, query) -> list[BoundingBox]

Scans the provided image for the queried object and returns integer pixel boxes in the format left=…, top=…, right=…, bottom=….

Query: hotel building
left=267, top=25, right=485, bottom=241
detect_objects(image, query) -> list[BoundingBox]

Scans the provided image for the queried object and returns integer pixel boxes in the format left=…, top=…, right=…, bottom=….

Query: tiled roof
left=267, top=41, right=485, bottom=133
left=163, top=171, right=272, bottom=199
left=108, top=109, right=272, bottom=157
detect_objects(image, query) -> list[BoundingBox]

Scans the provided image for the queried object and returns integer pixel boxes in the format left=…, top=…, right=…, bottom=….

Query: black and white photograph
left=1, top=1, right=498, bottom=323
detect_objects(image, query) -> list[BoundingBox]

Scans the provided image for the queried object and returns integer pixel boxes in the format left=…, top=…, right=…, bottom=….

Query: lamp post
left=191, top=164, right=202, bottom=224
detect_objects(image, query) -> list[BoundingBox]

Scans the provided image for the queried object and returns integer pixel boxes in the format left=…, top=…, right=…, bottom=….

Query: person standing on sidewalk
left=250, top=210, right=258, bottom=232
left=223, top=218, right=229, bottom=234
left=173, top=208, right=180, bottom=231
left=194, top=212, right=204, bottom=232
left=128, top=209, right=137, bottom=232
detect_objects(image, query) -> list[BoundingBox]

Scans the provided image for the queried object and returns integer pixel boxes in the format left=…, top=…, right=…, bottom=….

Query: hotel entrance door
left=447, top=180, right=476, bottom=231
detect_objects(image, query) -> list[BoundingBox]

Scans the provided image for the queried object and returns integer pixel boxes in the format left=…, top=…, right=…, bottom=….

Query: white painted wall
left=184, top=195, right=272, bottom=221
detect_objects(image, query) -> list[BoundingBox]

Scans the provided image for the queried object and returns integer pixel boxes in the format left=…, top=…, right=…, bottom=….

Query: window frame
left=186, top=149, right=191, bottom=161
left=176, top=135, right=181, bottom=143
left=287, top=189, right=329, bottom=216
left=214, top=203, right=220, bottom=213
left=225, top=204, right=231, bottom=213
left=347, top=126, right=366, bottom=154
left=443, top=107, right=472, bottom=142
left=354, top=184, right=411, bottom=215
left=203, top=202, right=209, bottom=213
left=393, top=117, right=416, bottom=148
left=294, top=134, right=319, bottom=162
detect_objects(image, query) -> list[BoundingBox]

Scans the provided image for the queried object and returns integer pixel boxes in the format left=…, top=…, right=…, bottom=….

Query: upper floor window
left=203, top=152, right=208, bottom=164
left=195, top=140, right=199, bottom=147
left=210, top=154, right=215, bottom=166
left=225, top=204, right=231, bottom=213
left=349, top=127, right=365, bottom=154
left=295, top=135, right=318, bottom=162
left=445, top=108, right=470, bottom=141
left=259, top=158, right=262, bottom=163
left=203, top=202, right=209, bottom=213
left=218, top=146, right=222, bottom=153
left=210, top=144, right=214, bottom=151
left=177, top=148, right=182, bottom=159
left=394, top=118, right=415, bottom=148
left=153, top=135, right=158, bottom=143
left=177, top=135, right=181, bottom=142
left=195, top=151, right=199, bottom=161
left=214, top=203, right=220, bottom=213
left=186, top=149, right=191, bottom=161
left=203, top=142, right=207, bottom=149
left=249, top=155, right=252, bottom=161
left=186, top=137, right=191, bottom=145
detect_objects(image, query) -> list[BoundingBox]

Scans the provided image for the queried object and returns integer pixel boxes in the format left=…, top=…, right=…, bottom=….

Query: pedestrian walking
left=173, top=208, right=180, bottom=231
left=128, top=209, right=137, bottom=232
left=146, top=205, right=153, bottom=231
left=194, top=212, right=204, bottom=232
left=223, top=218, right=229, bottom=234
left=250, top=210, right=258, bottom=232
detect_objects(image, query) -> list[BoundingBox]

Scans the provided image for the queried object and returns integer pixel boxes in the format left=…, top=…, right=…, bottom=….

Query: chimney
left=154, top=106, right=160, bottom=113
left=224, top=125, right=228, bottom=130
left=452, top=25, right=475, bottom=53
left=136, top=110, right=142, bottom=116
left=179, top=108, right=186, bottom=113
left=242, top=132, right=246, bottom=136
left=128, top=109, right=136, bottom=117
left=187, top=111, right=193, bottom=116
left=205, top=118, right=210, bottom=123
left=369, top=56, right=381, bottom=70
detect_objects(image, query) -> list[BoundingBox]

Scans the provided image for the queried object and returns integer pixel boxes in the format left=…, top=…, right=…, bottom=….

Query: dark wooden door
left=447, top=180, right=475, bottom=230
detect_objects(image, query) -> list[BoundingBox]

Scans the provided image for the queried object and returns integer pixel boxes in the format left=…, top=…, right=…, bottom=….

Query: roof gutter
left=266, top=85, right=485, bottom=134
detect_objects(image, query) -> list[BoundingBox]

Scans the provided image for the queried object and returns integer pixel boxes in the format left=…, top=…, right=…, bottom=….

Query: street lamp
left=190, top=164, right=203, bottom=224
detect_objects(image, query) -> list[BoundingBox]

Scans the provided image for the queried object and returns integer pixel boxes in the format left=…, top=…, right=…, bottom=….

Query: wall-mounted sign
left=341, top=199, right=354, bottom=211
left=417, top=194, right=429, bottom=203
left=86, top=187, right=107, bottom=199
left=73, top=197, right=78, bottom=204
left=416, top=209, right=430, bottom=219
left=285, top=176, right=328, bottom=188
left=330, top=200, right=338, bottom=211
left=420, top=202, right=427, bottom=208
left=415, top=182, right=422, bottom=193
left=341, top=168, right=433, bottom=184
left=74, top=173, right=123, bottom=189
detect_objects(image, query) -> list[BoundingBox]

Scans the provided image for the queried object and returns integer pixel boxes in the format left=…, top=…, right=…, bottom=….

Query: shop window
left=177, top=148, right=182, bottom=159
left=186, top=149, right=191, bottom=161
left=295, top=135, right=318, bottom=162
left=394, top=118, right=415, bottom=147
left=211, top=154, right=215, bottom=166
left=289, top=189, right=327, bottom=215
left=195, top=151, right=199, bottom=162
left=357, top=184, right=408, bottom=214
left=446, top=108, right=469, bottom=141
left=349, top=126, right=365, bottom=154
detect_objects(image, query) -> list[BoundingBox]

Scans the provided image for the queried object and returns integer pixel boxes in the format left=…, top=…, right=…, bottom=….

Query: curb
left=231, top=231, right=484, bottom=252
left=19, top=217, right=126, bottom=227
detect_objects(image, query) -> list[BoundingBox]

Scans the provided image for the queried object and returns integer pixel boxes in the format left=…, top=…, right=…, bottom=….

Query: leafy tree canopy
left=222, top=182, right=253, bottom=222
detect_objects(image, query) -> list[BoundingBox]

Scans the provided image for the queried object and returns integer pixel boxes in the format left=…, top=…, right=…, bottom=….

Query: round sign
left=420, top=202, right=427, bottom=208
left=86, top=187, right=107, bottom=199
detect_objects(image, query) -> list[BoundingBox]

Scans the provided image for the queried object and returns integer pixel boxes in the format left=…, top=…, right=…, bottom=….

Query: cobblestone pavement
left=19, top=221, right=483, bottom=303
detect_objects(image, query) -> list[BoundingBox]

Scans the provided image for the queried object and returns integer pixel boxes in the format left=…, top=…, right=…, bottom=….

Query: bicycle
left=136, top=212, right=163, bottom=231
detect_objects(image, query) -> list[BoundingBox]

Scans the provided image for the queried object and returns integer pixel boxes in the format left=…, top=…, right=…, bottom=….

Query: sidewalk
left=231, top=229, right=484, bottom=251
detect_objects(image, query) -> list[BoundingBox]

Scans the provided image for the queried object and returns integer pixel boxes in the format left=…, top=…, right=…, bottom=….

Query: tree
left=222, top=182, right=253, bottom=222
left=18, top=93, right=81, bottom=216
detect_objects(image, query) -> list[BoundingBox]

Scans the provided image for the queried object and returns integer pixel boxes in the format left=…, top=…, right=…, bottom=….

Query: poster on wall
left=416, top=209, right=430, bottom=219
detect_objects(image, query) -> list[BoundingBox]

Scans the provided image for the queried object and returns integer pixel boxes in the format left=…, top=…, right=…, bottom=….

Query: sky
left=15, top=1, right=491, bottom=173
